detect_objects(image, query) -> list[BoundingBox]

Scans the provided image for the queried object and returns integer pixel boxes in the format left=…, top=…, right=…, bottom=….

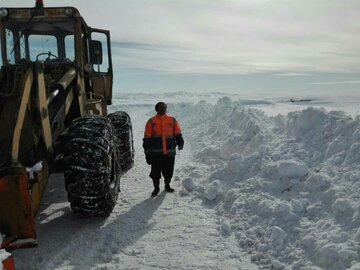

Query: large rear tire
left=63, top=115, right=120, bottom=217
left=108, top=111, right=134, bottom=174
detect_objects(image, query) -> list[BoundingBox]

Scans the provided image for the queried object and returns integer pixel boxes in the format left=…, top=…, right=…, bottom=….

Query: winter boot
left=152, top=178, right=160, bottom=196
left=152, top=187, right=160, bottom=196
left=164, top=178, right=174, bottom=192
left=165, top=184, right=175, bottom=193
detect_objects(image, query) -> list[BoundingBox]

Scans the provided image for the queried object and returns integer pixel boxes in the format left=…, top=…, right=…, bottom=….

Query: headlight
left=64, top=7, right=74, bottom=17
left=0, top=8, right=8, bottom=17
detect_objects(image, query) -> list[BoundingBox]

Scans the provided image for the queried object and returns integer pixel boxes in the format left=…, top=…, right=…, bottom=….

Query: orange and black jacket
left=143, top=114, right=184, bottom=157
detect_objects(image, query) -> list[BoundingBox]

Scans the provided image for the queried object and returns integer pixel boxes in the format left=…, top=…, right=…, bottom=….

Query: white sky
left=2, top=0, right=360, bottom=92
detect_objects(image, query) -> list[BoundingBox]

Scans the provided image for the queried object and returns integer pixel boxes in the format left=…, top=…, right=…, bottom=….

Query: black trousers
left=150, top=156, right=175, bottom=188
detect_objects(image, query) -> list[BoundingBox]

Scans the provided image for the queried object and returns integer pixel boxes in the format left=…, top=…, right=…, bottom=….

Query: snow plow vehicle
left=0, top=1, right=134, bottom=266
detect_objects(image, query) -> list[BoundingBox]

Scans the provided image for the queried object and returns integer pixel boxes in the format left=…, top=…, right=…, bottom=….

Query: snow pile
left=172, top=97, right=360, bottom=269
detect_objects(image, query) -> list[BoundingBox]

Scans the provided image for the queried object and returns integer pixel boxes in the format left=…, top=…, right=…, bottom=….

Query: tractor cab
left=0, top=1, right=114, bottom=115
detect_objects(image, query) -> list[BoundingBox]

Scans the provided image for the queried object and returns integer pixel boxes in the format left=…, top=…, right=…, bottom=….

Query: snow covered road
left=13, top=103, right=256, bottom=270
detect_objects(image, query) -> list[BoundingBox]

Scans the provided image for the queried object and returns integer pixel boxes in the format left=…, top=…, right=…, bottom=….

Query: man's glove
left=145, top=155, right=152, bottom=165
left=178, top=145, right=183, bottom=150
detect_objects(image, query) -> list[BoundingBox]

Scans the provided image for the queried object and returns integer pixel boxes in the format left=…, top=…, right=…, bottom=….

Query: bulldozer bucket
left=0, top=165, right=36, bottom=250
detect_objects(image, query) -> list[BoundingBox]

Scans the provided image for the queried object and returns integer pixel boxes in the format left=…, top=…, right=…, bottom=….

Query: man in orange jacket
left=143, top=102, right=184, bottom=196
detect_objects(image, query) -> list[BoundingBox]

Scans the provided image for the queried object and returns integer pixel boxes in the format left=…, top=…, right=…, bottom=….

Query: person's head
left=155, top=102, right=167, bottom=115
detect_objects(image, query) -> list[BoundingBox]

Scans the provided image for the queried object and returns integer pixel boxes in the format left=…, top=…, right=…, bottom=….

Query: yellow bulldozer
left=0, top=1, right=134, bottom=268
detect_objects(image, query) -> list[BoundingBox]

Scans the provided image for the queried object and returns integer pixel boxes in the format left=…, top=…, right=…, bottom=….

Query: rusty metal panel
left=1, top=255, right=15, bottom=270
left=0, top=166, right=36, bottom=249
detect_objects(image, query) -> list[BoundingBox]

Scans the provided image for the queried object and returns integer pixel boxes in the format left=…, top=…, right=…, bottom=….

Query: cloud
left=5, top=0, right=360, bottom=75
left=311, top=80, right=360, bottom=85
left=274, top=73, right=310, bottom=77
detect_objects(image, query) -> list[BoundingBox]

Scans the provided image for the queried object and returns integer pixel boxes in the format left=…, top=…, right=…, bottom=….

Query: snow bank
left=173, top=97, right=360, bottom=269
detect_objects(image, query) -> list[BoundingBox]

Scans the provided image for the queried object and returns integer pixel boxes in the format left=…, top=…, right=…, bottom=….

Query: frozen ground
left=6, top=91, right=360, bottom=269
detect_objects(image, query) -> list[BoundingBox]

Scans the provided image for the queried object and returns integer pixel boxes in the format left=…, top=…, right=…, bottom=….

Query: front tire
left=63, top=115, right=120, bottom=217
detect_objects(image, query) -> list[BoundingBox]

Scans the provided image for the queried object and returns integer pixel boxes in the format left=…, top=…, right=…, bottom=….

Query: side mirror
left=89, top=40, right=103, bottom=65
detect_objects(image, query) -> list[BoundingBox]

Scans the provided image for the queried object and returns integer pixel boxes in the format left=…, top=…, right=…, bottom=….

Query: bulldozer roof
left=0, top=5, right=88, bottom=28
left=0, top=5, right=92, bottom=38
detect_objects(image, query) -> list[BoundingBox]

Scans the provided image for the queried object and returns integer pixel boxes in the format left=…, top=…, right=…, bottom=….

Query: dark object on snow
left=289, top=98, right=312, bottom=103
left=63, top=115, right=120, bottom=216
left=108, top=111, right=134, bottom=173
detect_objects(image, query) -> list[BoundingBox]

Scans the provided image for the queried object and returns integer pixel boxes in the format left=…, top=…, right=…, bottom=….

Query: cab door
left=88, top=28, right=113, bottom=107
